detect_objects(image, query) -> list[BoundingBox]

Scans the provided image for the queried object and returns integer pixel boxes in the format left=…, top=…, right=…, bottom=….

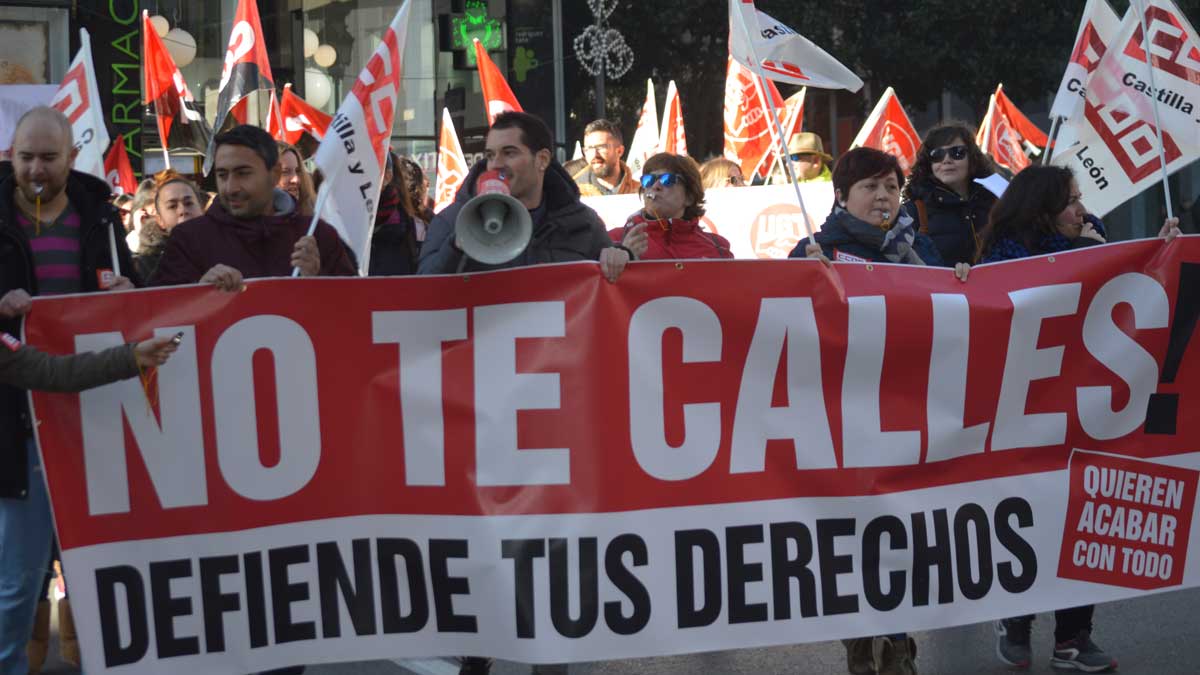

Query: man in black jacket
left=418, top=111, right=629, bottom=280
left=0, top=106, right=138, bottom=674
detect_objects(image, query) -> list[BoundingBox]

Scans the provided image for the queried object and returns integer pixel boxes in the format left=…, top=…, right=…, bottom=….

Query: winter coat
left=0, top=164, right=139, bottom=499
left=0, top=333, right=139, bottom=393
left=368, top=185, right=419, bottom=276
left=609, top=211, right=733, bottom=260
left=981, top=215, right=1108, bottom=263
left=419, top=160, right=613, bottom=274
left=789, top=207, right=944, bottom=266
left=574, top=161, right=639, bottom=197
left=899, top=178, right=997, bottom=266
left=150, top=189, right=356, bottom=285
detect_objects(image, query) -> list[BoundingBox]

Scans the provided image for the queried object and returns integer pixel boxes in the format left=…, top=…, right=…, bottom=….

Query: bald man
left=0, top=106, right=138, bottom=673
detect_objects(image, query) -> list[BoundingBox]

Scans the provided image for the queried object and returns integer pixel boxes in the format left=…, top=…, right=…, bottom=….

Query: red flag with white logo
left=103, top=134, right=136, bottom=196
left=203, top=0, right=279, bottom=173
left=142, top=11, right=211, bottom=155
left=850, top=87, right=921, bottom=173
left=474, top=38, right=523, bottom=125
left=723, top=55, right=785, bottom=177
left=978, top=85, right=1048, bottom=173
left=50, top=29, right=109, bottom=181
left=274, top=84, right=333, bottom=146
left=751, top=87, right=806, bottom=180
left=434, top=108, right=469, bottom=214
left=312, top=0, right=412, bottom=273
left=658, top=80, right=688, bottom=156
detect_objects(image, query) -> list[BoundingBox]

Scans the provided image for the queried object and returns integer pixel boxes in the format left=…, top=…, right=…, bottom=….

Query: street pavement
left=35, top=588, right=1194, bottom=674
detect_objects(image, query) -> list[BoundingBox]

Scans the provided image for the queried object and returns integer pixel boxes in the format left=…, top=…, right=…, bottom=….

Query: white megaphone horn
left=454, top=169, right=533, bottom=265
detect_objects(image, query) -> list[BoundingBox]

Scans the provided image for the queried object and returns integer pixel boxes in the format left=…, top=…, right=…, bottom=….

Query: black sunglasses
left=640, top=172, right=680, bottom=189
left=929, top=145, right=969, bottom=163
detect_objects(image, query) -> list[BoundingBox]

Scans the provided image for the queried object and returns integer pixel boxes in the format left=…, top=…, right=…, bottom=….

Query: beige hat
left=787, top=132, right=832, bottom=162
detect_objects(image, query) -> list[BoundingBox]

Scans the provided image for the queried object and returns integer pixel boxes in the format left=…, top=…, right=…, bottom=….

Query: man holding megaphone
left=419, top=112, right=631, bottom=280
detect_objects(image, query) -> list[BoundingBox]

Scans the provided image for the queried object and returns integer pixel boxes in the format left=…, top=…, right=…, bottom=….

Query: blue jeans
left=0, top=439, right=54, bottom=675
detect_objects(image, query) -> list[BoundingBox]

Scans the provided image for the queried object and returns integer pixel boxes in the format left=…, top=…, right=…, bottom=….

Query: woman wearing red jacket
left=612, top=153, right=733, bottom=260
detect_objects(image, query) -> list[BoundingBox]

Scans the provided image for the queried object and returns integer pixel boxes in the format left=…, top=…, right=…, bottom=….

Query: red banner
left=26, top=238, right=1200, bottom=673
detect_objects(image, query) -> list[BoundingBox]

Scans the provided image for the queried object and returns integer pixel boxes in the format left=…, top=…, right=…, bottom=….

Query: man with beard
left=0, top=106, right=138, bottom=674
left=151, top=124, right=354, bottom=289
left=572, top=119, right=638, bottom=196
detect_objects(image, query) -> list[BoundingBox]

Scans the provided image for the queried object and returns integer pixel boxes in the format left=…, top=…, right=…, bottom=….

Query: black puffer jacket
left=0, top=163, right=139, bottom=499
left=418, top=160, right=612, bottom=274
left=899, top=178, right=997, bottom=266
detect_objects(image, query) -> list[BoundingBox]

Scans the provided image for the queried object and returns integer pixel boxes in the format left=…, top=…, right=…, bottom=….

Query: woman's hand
left=1079, top=222, right=1106, bottom=243
left=600, top=247, right=630, bottom=283
left=954, top=262, right=970, bottom=283
left=0, top=289, right=32, bottom=319
left=622, top=222, right=649, bottom=259
left=805, top=242, right=832, bottom=268
left=1158, top=217, right=1182, bottom=243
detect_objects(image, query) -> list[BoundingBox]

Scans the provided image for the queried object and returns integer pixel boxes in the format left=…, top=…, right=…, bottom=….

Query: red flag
left=473, top=38, right=523, bottom=125
left=979, top=84, right=1049, bottom=173
left=142, top=11, right=210, bottom=154
left=435, top=108, right=469, bottom=214
left=659, top=80, right=688, bottom=156
left=205, top=0, right=279, bottom=172
left=275, top=84, right=332, bottom=146
left=850, top=87, right=921, bottom=172
left=723, top=56, right=785, bottom=177
left=266, top=93, right=283, bottom=140
left=751, top=88, right=806, bottom=179
left=103, top=135, right=136, bottom=196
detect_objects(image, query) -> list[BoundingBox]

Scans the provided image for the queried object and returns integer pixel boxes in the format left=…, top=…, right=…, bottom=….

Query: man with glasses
left=572, top=119, right=639, bottom=197
left=770, top=132, right=833, bottom=184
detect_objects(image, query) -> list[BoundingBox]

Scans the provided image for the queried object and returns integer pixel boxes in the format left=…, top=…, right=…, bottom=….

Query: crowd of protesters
left=0, top=104, right=1185, bottom=675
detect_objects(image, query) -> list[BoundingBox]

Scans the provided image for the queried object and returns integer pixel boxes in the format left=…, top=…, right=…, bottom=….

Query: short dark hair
left=832, top=147, right=904, bottom=201
left=212, top=124, right=278, bottom=170
left=642, top=152, right=706, bottom=220
left=490, top=111, right=553, bottom=155
left=978, top=165, right=1076, bottom=261
left=584, top=118, right=623, bottom=145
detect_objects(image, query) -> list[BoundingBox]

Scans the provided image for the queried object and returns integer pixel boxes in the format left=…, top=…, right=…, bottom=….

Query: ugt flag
left=276, top=83, right=333, bottom=146
left=723, top=54, right=785, bottom=178
left=474, top=38, right=523, bottom=125
left=729, top=0, right=862, bottom=91
left=659, top=80, right=688, bottom=156
left=313, top=0, right=412, bottom=274
left=434, top=107, right=468, bottom=214
left=851, top=87, right=921, bottom=173
left=754, top=87, right=806, bottom=180
left=50, top=29, right=108, bottom=182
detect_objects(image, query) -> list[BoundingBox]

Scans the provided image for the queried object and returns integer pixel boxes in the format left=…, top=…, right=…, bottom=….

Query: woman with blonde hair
left=699, top=157, right=746, bottom=189
left=276, top=142, right=315, bottom=215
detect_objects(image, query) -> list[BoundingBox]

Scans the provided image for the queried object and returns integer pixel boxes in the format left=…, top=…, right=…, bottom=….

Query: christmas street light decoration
left=573, top=0, right=633, bottom=117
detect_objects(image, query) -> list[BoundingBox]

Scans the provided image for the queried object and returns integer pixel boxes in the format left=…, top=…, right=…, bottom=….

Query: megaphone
left=455, top=169, right=533, bottom=265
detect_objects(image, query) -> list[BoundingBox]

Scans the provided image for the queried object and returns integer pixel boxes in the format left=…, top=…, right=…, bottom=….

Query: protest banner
left=27, top=238, right=1200, bottom=674
left=582, top=182, right=834, bottom=259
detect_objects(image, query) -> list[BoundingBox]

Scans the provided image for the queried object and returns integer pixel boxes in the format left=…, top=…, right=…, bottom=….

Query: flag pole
left=735, top=17, right=813, bottom=232
left=161, top=144, right=170, bottom=169
left=292, top=178, right=335, bottom=277
left=1042, top=116, right=1062, bottom=165
left=1132, top=0, right=1174, bottom=219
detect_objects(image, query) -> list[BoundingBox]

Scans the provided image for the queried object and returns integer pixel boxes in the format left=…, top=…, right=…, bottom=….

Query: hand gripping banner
left=26, top=238, right=1200, bottom=673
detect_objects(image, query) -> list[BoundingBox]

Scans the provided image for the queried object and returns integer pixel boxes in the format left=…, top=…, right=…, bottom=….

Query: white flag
left=729, top=0, right=862, bottom=91
left=313, top=0, right=412, bottom=274
left=1079, top=0, right=1200, bottom=153
left=1053, top=98, right=1198, bottom=216
left=1050, top=0, right=1122, bottom=120
left=50, top=29, right=109, bottom=181
left=626, top=79, right=659, bottom=179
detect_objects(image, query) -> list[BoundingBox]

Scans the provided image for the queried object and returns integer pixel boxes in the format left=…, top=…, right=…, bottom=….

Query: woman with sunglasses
left=699, top=157, right=746, bottom=190
left=613, top=153, right=733, bottom=261
left=900, top=123, right=998, bottom=265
